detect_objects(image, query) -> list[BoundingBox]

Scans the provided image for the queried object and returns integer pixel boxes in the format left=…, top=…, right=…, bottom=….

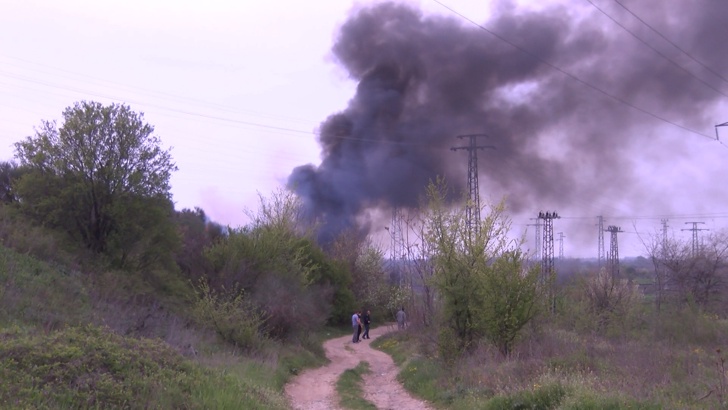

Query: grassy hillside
left=0, top=243, right=327, bottom=409
left=0, top=244, right=91, bottom=330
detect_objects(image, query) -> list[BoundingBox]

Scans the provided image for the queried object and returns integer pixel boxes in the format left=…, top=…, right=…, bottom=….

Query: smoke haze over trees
left=288, top=0, right=728, bottom=250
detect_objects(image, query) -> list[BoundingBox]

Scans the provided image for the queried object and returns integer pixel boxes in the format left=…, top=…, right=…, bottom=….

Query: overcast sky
left=2, top=0, right=727, bottom=258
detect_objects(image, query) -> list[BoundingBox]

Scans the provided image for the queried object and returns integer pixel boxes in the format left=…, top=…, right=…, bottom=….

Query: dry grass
left=421, top=311, right=728, bottom=408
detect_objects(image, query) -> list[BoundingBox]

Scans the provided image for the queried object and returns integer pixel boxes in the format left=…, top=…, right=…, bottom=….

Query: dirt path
left=285, top=325, right=433, bottom=410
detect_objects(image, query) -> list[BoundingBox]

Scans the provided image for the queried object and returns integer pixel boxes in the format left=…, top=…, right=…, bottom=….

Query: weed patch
left=337, top=361, right=376, bottom=409
left=0, top=245, right=90, bottom=329
left=0, top=325, right=199, bottom=408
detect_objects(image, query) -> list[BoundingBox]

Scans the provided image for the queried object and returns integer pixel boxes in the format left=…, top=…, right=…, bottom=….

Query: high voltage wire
left=0, top=63, right=442, bottom=148
left=431, top=0, right=725, bottom=147
left=611, top=0, right=728, bottom=86
left=0, top=69, right=317, bottom=135
left=560, top=213, right=728, bottom=221
left=584, top=0, right=728, bottom=99
left=1, top=56, right=319, bottom=128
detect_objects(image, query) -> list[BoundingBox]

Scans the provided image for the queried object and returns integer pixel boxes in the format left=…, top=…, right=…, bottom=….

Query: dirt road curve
left=285, top=326, right=433, bottom=410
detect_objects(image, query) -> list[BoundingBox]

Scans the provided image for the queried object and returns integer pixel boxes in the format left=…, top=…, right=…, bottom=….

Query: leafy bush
left=0, top=325, right=199, bottom=408
left=192, top=280, right=268, bottom=352
left=0, top=204, right=81, bottom=267
left=0, top=244, right=90, bottom=329
left=586, top=268, right=639, bottom=317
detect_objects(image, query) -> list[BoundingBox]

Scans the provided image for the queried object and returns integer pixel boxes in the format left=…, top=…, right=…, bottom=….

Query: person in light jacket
left=396, top=307, right=406, bottom=330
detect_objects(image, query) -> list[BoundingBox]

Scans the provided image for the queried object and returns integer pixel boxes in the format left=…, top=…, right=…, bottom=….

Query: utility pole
left=596, top=216, right=605, bottom=268
left=558, top=232, right=565, bottom=259
left=387, top=207, right=405, bottom=286
left=538, top=211, right=560, bottom=312
left=682, top=222, right=708, bottom=257
left=451, top=134, right=495, bottom=239
left=527, top=218, right=542, bottom=259
left=606, top=225, right=623, bottom=280
left=660, top=218, right=669, bottom=254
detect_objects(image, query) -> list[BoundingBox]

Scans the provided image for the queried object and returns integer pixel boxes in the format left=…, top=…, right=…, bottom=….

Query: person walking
left=361, top=310, right=371, bottom=339
left=352, top=310, right=362, bottom=343
left=396, top=307, right=407, bottom=330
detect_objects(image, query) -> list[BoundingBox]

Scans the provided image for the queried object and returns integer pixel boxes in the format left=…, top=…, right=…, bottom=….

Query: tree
left=641, top=229, right=728, bottom=312
left=423, top=178, right=541, bottom=355
left=13, top=101, right=177, bottom=266
left=0, top=161, right=23, bottom=204
left=636, top=226, right=671, bottom=313
left=478, top=250, right=541, bottom=356
left=174, top=207, right=225, bottom=281
left=204, top=188, right=354, bottom=337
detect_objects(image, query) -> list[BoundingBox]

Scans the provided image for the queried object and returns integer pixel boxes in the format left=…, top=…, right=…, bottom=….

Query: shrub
left=192, top=279, right=268, bottom=352
left=0, top=325, right=200, bottom=408
left=0, top=244, right=90, bottom=329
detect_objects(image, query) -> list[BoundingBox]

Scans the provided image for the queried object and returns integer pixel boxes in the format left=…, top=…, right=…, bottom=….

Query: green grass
left=0, top=325, right=291, bottom=409
left=0, top=244, right=91, bottom=329
left=0, top=325, right=193, bottom=408
left=371, top=330, right=415, bottom=366
left=336, top=361, right=377, bottom=410
left=0, top=242, right=294, bottom=409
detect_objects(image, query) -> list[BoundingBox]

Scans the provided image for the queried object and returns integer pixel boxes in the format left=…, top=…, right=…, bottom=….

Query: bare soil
left=285, top=325, right=433, bottom=410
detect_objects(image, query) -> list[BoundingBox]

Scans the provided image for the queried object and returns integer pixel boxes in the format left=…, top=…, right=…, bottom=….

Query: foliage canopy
left=13, top=101, right=178, bottom=268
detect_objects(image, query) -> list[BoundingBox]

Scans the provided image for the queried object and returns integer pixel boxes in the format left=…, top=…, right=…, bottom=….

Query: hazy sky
left=1, top=0, right=727, bottom=258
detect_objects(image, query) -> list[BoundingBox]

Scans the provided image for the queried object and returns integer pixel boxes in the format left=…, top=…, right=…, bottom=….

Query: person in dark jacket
left=361, top=310, right=371, bottom=339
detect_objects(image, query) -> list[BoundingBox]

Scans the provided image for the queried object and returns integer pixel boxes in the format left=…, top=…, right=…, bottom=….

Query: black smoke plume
left=288, top=0, right=728, bottom=246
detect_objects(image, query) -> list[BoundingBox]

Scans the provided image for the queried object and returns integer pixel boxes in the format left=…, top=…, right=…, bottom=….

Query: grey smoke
left=288, top=0, right=728, bottom=245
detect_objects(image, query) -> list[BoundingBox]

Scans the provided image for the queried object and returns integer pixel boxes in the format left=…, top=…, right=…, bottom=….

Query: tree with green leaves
left=0, top=161, right=23, bottom=204
left=423, top=178, right=542, bottom=356
left=204, top=188, right=355, bottom=338
left=478, top=250, right=541, bottom=356
left=13, top=101, right=177, bottom=268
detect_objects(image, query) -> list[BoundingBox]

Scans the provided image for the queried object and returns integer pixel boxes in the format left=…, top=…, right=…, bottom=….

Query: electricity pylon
left=682, top=222, right=708, bottom=257
left=528, top=218, right=542, bottom=259
left=451, top=134, right=495, bottom=239
left=538, top=211, right=560, bottom=312
left=606, top=225, right=623, bottom=280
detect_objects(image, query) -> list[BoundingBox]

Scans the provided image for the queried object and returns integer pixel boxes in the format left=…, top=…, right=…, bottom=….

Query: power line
left=0, top=69, right=442, bottom=148
left=0, top=55, right=319, bottom=127
left=611, top=0, right=728, bottom=86
left=560, top=212, right=728, bottom=221
left=431, top=0, right=723, bottom=144
left=584, top=0, right=728, bottom=99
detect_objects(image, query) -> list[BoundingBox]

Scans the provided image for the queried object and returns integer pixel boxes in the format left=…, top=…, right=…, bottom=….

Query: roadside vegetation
left=336, top=361, right=377, bottom=410
left=370, top=179, right=728, bottom=409
left=0, top=101, right=400, bottom=408
left=2, top=100, right=728, bottom=408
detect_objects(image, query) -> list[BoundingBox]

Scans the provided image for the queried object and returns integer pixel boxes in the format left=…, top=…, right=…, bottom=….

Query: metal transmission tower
left=558, top=232, right=566, bottom=259
left=605, top=225, right=623, bottom=280
left=661, top=219, right=669, bottom=253
left=527, top=218, right=542, bottom=259
left=596, top=216, right=605, bottom=267
left=386, top=207, right=405, bottom=286
left=451, top=134, right=495, bottom=237
left=538, top=211, right=560, bottom=312
left=682, top=222, right=708, bottom=257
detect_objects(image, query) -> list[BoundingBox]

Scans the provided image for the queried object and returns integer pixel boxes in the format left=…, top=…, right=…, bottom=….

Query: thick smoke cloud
left=288, top=0, right=728, bottom=244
